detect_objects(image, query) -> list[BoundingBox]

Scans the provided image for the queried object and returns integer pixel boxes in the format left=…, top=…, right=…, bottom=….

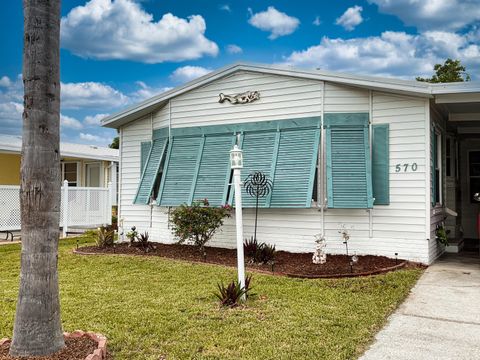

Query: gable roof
left=0, top=134, right=119, bottom=162
left=101, top=62, right=480, bottom=129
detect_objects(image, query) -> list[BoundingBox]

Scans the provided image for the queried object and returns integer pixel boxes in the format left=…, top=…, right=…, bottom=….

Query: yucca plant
left=214, top=275, right=253, bottom=307
left=256, top=243, right=276, bottom=264
left=95, top=226, right=115, bottom=248
left=243, top=237, right=259, bottom=260
left=136, top=231, right=150, bottom=251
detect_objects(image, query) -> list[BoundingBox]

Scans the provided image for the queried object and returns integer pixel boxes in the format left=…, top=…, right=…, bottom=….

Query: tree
left=10, top=0, right=64, bottom=356
left=416, top=58, right=471, bottom=83
left=109, top=136, right=119, bottom=149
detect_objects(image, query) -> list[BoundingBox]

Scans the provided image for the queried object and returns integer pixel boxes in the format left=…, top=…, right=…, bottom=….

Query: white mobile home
left=102, top=63, right=480, bottom=264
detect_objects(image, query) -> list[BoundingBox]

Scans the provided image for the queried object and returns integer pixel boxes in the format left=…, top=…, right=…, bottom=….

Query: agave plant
left=214, top=275, right=253, bottom=307
left=243, top=237, right=259, bottom=260
left=136, top=231, right=150, bottom=250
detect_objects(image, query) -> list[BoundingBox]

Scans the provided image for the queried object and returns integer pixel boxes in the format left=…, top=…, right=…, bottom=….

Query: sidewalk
left=360, top=253, right=480, bottom=360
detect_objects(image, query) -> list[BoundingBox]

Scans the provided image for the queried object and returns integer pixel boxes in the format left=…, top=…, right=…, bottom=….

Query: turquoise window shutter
left=325, top=113, right=373, bottom=209
left=372, top=124, right=390, bottom=205
left=134, top=138, right=168, bottom=204
left=140, top=141, right=151, bottom=176
left=269, top=128, right=320, bottom=208
left=192, top=134, right=236, bottom=206
left=239, top=130, right=278, bottom=208
left=158, top=136, right=203, bottom=207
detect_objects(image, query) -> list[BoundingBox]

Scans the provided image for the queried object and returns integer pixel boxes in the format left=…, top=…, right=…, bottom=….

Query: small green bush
left=214, top=275, right=253, bottom=307
left=170, top=199, right=232, bottom=256
left=126, top=226, right=138, bottom=246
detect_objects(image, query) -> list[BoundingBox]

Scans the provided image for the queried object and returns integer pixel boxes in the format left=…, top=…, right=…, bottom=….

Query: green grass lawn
left=0, top=237, right=422, bottom=359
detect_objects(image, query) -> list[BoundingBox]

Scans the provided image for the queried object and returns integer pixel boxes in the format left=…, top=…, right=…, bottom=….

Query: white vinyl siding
left=119, top=71, right=431, bottom=263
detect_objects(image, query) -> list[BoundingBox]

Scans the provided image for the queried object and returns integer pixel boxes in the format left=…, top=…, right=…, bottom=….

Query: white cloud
left=220, top=4, right=231, bottom=12
left=0, top=101, right=23, bottom=134
left=336, top=5, right=363, bottom=31
left=368, top=0, right=480, bottom=31
left=130, top=81, right=172, bottom=101
left=61, top=81, right=129, bottom=109
left=226, top=44, right=243, bottom=54
left=313, top=16, right=321, bottom=26
left=84, top=113, right=110, bottom=126
left=248, top=6, right=300, bottom=39
left=60, top=114, right=83, bottom=129
left=282, top=30, right=480, bottom=79
left=61, top=0, right=219, bottom=63
left=79, top=132, right=105, bottom=142
left=170, top=66, right=211, bottom=83
left=0, top=76, right=11, bottom=87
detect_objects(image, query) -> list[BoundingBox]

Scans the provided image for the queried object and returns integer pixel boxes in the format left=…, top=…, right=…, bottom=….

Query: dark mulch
left=0, top=337, right=102, bottom=360
left=79, top=242, right=411, bottom=277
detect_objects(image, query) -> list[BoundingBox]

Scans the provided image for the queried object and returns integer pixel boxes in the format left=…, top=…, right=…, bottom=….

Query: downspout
left=369, top=90, right=373, bottom=238
left=320, top=81, right=326, bottom=237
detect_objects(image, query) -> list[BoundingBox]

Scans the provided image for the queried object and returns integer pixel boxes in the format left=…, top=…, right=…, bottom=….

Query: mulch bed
left=77, top=242, right=416, bottom=278
left=0, top=338, right=98, bottom=360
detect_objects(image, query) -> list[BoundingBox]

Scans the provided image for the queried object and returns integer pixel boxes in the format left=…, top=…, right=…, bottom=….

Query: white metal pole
left=233, top=167, right=246, bottom=300
left=62, top=180, right=69, bottom=238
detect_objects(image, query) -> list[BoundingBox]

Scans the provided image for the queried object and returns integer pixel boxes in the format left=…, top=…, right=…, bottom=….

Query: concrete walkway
left=360, top=253, right=480, bottom=360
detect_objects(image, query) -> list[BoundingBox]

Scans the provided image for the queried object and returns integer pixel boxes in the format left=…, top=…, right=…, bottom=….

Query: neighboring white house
left=0, top=134, right=119, bottom=205
left=101, top=62, right=480, bottom=264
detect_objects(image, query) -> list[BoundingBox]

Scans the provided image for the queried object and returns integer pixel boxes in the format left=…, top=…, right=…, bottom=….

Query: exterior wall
left=119, top=71, right=431, bottom=263
left=0, top=153, right=21, bottom=185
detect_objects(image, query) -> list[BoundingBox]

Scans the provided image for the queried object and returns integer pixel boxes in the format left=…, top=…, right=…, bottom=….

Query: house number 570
left=395, top=163, right=418, bottom=172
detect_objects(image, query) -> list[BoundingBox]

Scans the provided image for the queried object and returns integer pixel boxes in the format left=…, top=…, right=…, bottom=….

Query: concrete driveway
left=360, top=253, right=480, bottom=360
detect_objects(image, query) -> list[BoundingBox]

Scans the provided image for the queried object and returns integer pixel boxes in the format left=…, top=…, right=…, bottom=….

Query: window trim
left=61, top=161, right=80, bottom=187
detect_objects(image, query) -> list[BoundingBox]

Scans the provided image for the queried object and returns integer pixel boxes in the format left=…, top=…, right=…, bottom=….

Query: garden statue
left=312, top=234, right=327, bottom=264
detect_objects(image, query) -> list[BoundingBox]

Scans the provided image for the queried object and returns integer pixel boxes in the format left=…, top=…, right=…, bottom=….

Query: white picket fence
left=0, top=180, right=112, bottom=237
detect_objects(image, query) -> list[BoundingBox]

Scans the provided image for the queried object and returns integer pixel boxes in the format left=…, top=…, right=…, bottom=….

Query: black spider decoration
left=244, top=171, right=273, bottom=241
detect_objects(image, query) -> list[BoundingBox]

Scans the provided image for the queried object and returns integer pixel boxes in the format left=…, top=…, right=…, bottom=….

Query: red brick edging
left=0, top=331, right=107, bottom=360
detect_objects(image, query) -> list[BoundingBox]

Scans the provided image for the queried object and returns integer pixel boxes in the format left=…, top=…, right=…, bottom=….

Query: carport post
left=62, top=180, right=69, bottom=238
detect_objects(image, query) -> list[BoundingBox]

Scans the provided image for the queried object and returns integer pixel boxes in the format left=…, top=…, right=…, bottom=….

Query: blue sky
left=1, top=0, right=479, bottom=146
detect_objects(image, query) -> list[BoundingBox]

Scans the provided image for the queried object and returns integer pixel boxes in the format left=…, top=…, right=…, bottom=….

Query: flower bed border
left=0, top=331, right=107, bottom=360
left=73, top=247, right=409, bottom=279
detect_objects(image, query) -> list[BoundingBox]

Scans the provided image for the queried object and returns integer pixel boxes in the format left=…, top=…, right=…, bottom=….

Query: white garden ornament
left=312, top=234, right=327, bottom=264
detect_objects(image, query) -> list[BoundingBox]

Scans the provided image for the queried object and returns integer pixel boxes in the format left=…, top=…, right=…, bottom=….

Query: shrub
left=243, top=238, right=276, bottom=265
left=96, top=225, right=115, bottom=248
left=137, top=231, right=150, bottom=251
left=214, top=275, right=253, bottom=307
left=170, top=199, right=232, bottom=256
left=256, top=243, right=276, bottom=264
left=243, top=237, right=259, bottom=259
left=126, top=226, right=138, bottom=246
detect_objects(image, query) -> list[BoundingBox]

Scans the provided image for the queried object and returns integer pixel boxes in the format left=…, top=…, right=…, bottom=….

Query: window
left=469, top=151, right=480, bottom=203
left=325, top=113, right=373, bottom=209
left=62, top=162, right=78, bottom=187
left=446, top=137, right=452, bottom=177
left=432, top=131, right=442, bottom=205
left=144, top=118, right=320, bottom=208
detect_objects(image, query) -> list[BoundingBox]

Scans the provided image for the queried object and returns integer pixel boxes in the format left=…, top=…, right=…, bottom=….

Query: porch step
left=445, top=238, right=464, bottom=253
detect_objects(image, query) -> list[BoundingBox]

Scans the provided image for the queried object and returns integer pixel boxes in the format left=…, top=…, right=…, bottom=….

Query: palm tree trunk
left=9, top=0, right=64, bottom=356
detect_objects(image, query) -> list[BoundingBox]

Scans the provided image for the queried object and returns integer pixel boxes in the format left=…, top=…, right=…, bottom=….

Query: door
left=86, top=162, right=101, bottom=187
